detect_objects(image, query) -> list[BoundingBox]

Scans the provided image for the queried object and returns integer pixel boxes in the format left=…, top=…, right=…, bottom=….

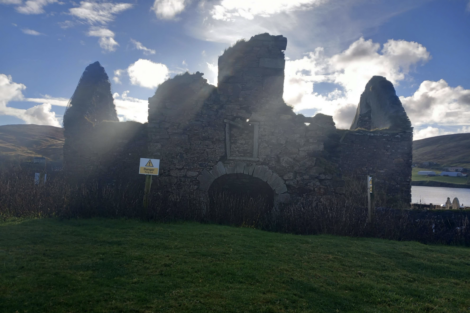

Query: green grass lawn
left=1, top=219, right=469, bottom=312
left=412, top=167, right=469, bottom=185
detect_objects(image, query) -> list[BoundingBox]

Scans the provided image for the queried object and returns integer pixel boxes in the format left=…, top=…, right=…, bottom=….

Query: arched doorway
left=208, top=173, right=275, bottom=226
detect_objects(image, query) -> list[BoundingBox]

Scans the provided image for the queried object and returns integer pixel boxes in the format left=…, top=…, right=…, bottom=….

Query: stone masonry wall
left=89, top=121, right=148, bottom=184
left=148, top=34, right=344, bottom=207
left=65, top=121, right=148, bottom=184
left=64, top=33, right=414, bottom=209
left=63, top=62, right=119, bottom=181
left=229, top=122, right=254, bottom=158
left=340, top=129, right=413, bottom=207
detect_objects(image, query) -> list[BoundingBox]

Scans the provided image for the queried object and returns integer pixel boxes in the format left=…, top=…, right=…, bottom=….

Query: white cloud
left=152, top=0, right=188, bottom=20
left=467, top=0, right=470, bottom=11
left=113, top=69, right=124, bottom=84
left=69, top=2, right=132, bottom=52
left=284, top=37, right=431, bottom=128
left=16, top=0, right=57, bottom=14
left=0, top=74, right=60, bottom=126
left=87, top=27, right=118, bottom=52
left=127, top=59, right=169, bottom=89
left=22, top=28, right=43, bottom=35
left=413, top=126, right=450, bottom=140
left=283, top=36, right=469, bottom=138
left=189, top=0, right=433, bottom=59
left=22, top=103, right=60, bottom=126
left=211, top=0, right=328, bottom=21
left=0, top=0, right=22, bottom=4
left=0, top=0, right=58, bottom=15
left=414, top=126, right=470, bottom=140
left=130, top=39, right=156, bottom=55
left=113, top=91, right=148, bottom=123
left=329, top=38, right=430, bottom=101
left=206, top=62, right=217, bottom=74
left=98, top=37, right=119, bottom=52
left=401, top=79, right=470, bottom=127
left=206, top=62, right=218, bottom=86
left=461, top=126, right=470, bottom=133
left=25, top=95, right=69, bottom=107
left=70, top=2, right=133, bottom=24
left=0, top=74, right=25, bottom=104
left=88, top=27, right=114, bottom=37
left=59, top=20, right=74, bottom=29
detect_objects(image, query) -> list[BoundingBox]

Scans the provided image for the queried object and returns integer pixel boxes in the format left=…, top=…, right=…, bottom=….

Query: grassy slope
left=413, top=133, right=470, bottom=168
left=0, top=124, right=64, bottom=162
left=1, top=219, right=469, bottom=313
left=412, top=167, right=469, bottom=185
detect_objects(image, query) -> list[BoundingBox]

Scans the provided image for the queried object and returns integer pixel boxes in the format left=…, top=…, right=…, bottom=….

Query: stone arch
left=197, top=162, right=291, bottom=205
left=208, top=174, right=275, bottom=212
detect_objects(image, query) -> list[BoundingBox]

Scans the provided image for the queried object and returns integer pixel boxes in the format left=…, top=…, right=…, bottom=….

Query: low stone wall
left=339, top=129, right=413, bottom=207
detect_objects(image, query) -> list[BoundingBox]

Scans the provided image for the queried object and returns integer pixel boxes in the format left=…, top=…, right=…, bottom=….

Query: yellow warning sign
left=139, top=167, right=159, bottom=175
left=139, top=158, right=160, bottom=176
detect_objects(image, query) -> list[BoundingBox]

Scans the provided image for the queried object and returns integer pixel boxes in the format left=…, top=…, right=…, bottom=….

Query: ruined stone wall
left=148, top=34, right=343, bottom=206
left=65, top=121, right=147, bottom=184
left=350, top=76, right=411, bottom=131
left=88, top=121, right=148, bottom=184
left=64, top=34, right=414, bottom=209
left=229, top=122, right=254, bottom=158
left=339, top=129, right=413, bottom=207
left=64, top=62, right=120, bottom=181
left=217, top=33, right=287, bottom=113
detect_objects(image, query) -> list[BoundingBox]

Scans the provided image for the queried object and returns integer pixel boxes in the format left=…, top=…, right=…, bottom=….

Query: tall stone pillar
left=63, top=61, right=118, bottom=180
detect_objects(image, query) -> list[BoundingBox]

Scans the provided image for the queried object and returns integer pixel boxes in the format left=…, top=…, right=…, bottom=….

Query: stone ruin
left=341, top=75, right=413, bottom=205
left=63, top=33, right=413, bottom=208
left=63, top=62, right=147, bottom=182
left=350, top=76, right=412, bottom=131
left=63, top=62, right=119, bottom=180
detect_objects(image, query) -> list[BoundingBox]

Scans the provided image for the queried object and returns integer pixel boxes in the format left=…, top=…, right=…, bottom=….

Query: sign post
left=33, top=157, right=47, bottom=185
left=367, top=175, right=373, bottom=222
left=139, top=158, right=160, bottom=211
left=143, top=175, right=152, bottom=210
left=34, top=173, right=47, bottom=185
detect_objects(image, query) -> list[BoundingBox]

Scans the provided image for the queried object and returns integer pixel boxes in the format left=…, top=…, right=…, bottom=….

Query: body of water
left=412, top=186, right=470, bottom=206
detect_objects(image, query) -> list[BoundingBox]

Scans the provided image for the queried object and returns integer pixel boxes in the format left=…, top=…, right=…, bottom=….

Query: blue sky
left=0, top=0, right=469, bottom=139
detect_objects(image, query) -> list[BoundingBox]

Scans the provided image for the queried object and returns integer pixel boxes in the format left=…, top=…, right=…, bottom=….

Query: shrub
left=0, top=169, right=469, bottom=246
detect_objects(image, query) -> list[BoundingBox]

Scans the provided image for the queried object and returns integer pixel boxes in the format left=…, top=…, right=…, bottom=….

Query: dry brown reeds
left=1, top=169, right=469, bottom=246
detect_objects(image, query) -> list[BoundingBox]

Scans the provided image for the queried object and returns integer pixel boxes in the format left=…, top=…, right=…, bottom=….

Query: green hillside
left=1, top=219, right=469, bottom=312
left=0, top=124, right=64, bottom=164
left=413, top=133, right=470, bottom=168
left=412, top=167, right=470, bottom=186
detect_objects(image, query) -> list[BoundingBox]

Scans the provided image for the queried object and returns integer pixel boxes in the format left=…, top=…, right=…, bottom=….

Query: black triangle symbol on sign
left=145, top=160, right=154, bottom=167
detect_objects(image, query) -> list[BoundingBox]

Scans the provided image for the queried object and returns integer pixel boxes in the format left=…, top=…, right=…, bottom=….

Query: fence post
left=367, top=175, right=373, bottom=222
left=143, top=175, right=153, bottom=212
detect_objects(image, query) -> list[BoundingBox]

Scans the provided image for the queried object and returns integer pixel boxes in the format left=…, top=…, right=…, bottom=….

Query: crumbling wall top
left=64, top=61, right=118, bottom=136
left=350, top=76, right=411, bottom=131
left=148, top=72, right=215, bottom=125
left=217, top=33, right=288, bottom=113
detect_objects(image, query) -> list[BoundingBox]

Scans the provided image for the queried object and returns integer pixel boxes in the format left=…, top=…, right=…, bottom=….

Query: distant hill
left=413, top=133, right=470, bottom=168
left=0, top=124, right=64, bottom=164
